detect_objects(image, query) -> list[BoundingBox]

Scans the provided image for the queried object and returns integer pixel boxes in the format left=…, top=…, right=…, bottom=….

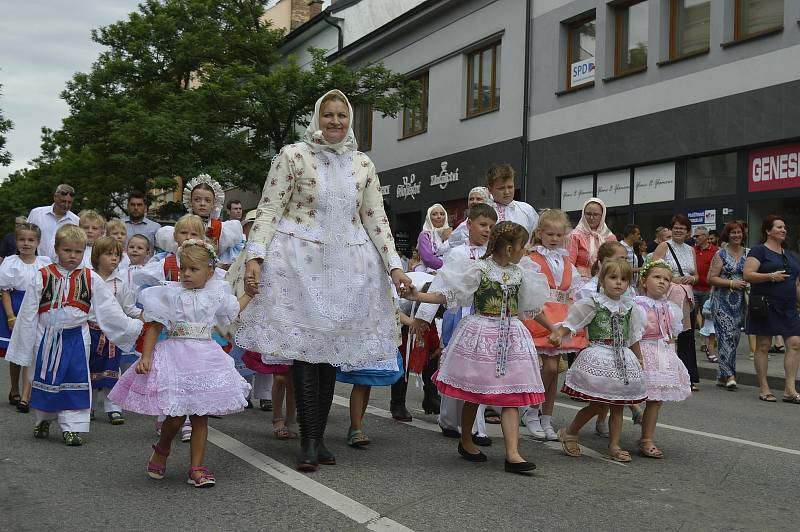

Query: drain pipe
left=321, top=8, right=344, bottom=51
left=520, top=0, right=532, bottom=203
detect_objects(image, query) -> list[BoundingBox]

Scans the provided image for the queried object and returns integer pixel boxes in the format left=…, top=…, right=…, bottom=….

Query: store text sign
left=571, top=57, right=595, bottom=86
left=749, top=143, right=800, bottom=192
left=596, top=169, right=630, bottom=207
left=560, top=175, right=594, bottom=212
left=634, top=162, right=675, bottom=204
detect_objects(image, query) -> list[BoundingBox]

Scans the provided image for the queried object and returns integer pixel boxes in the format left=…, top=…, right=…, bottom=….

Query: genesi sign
left=749, top=143, right=800, bottom=192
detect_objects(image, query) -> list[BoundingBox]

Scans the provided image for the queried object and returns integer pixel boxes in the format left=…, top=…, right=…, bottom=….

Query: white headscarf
left=422, top=203, right=449, bottom=251
left=303, top=89, right=358, bottom=154
left=575, top=197, right=614, bottom=260
left=469, top=186, right=491, bottom=203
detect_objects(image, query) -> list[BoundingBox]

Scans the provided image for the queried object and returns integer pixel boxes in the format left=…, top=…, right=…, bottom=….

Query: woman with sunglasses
left=567, top=198, right=617, bottom=285
left=652, top=214, right=699, bottom=391
left=743, top=215, right=800, bottom=404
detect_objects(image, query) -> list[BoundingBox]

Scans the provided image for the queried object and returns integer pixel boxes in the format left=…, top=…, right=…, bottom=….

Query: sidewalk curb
left=697, top=365, right=786, bottom=390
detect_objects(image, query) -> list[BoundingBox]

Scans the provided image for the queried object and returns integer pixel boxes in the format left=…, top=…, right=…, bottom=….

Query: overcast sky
left=0, top=1, right=144, bottom=180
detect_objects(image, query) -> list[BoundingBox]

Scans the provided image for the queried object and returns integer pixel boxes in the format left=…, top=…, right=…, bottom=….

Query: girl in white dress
left=0, top=223, right=51, bottom=412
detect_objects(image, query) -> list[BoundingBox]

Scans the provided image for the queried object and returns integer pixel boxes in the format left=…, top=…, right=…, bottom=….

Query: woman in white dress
left=237, top=90, right=412, bottom=471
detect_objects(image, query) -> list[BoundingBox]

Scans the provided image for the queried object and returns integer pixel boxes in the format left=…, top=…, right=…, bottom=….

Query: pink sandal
left=187, top=466, right=216, bottom=488
left=147, top=443, right=170, bottom=480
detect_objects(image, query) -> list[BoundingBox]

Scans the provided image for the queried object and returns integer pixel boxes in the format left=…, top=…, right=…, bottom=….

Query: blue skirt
left=0, top=290, right=25, bottom=354
left=441, top=308, right=464, bottom=347
left=336, top=352, right=404, bottom=386
left=31, top=326, right=90, bottom=412
left=89, top=326, right=122, bottom=389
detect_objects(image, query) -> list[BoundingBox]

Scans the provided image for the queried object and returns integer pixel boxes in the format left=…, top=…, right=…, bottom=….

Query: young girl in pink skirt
left=634, top=260, right=691, bottom=458
left=109, top=239, right=252, bottom=487
left=403, top=221, right=553, bottom=474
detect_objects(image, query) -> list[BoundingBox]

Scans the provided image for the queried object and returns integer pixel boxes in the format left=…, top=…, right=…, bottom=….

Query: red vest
left=38, top=264, right=92, bottom=314
left=163, top=254, right=180, bottom=281
left=523, top=252, right=587, bottom=350
left=206, top=218, right=222, bottom=251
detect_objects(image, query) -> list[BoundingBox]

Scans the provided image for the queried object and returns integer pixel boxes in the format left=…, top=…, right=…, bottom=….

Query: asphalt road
left=1, top=368, right=799, bottom=531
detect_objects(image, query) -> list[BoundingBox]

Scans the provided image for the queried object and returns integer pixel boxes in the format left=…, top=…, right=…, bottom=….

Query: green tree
left=40, top=0, right=416, bottom=217
left=0, top=82, right=12, bottom=167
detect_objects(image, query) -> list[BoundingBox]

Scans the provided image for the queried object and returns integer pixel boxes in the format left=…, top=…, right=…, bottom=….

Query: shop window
left=634, top=209, right=675, bottom=250
left=565, top=14, right=596, bottom=89
left=466, top=41, right=501, bottom=117
left=613, top=0, right=649, bottom=75
left=686, top=152, right=737, bottom=198
left=669, top=0, right=710, bottom=58
left=735, top=0, right=784, bottom=40
left=353, top=103, right=372, bottom=152
left=402, top=72, right=429, bottom=139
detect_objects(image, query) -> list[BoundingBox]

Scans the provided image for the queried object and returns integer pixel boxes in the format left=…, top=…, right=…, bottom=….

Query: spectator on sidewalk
left=0, top=216, right=27, bottom=264
left=743, top=215, right=800, bottom=404
left=694, top=226, right=719, bottom=360
left=226, top=200, right=243, bottom=222
left=708, top=221, right=749, bottom=389
left=620, top=224, right=641, bottom=286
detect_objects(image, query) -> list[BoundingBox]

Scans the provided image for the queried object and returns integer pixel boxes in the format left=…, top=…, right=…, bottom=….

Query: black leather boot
left=421, top=359, right=440, bottom=415
left=294, top=361, right=320, bottom=471
left=390, top=377, right=412, bottom=421
left=316, top=363, right=337, bottom=465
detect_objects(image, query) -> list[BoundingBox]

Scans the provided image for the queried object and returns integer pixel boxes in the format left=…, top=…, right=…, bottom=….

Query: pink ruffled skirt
left=433, top=315, right=545, bottom=407
left=639, top=338, right=691, bottom=401
left=108, top=338, right=251, bottom=417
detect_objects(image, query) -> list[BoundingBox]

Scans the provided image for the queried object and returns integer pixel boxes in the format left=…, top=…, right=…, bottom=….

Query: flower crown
left=178, top=238, right=218, bottom=267
left=640, top=258, right=673, bottom=280
left=183, top=174, right=225, bottom=219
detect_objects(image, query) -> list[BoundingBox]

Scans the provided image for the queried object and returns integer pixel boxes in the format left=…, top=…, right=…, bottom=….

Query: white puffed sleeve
left=214, top=283, right=241, bottom=328
left=414, top=274, right=445, bottom=323
left=668, top=301, right=684, bottom=338
left=90, top=271, right=143, bottom=352
left=628, top=304, right=648, bottom=345
left=447, top=221, right=468, bottom=247
left=560, top=298, right=597, bottom=334
left=155, top=226, right=177, bottom=254
left=133, top=257, right=167, bottom=289
left=0, top=257, right=22, bottom=290
left=518, top=257, right=550, bottom=316
left=4, top=273, right=43, bottom=367
left=117, top=280, right=142, bottom=319
left=139, top=285, right=176, bottom=328
left=434, top=259, right=482, bottom=309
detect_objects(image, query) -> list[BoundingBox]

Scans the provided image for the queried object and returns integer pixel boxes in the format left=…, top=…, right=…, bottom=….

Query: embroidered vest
left=206, top=218, right=222, bottom=251
left=473, top=273, right=520, bottom=317
left=38, top=264, right=92, bottom=313
left=163, top=254, right=180, bottom=281
left=587, top=303, right=632, bottom=342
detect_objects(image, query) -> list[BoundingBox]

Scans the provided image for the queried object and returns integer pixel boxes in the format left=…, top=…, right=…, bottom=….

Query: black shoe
left=317, top=440, right=336, bottom=465
left=422, top=384, right=441, bottom=415
left=297, top=438, right=320, bottom=472
left=16, top=400, right=29, bottom=413
left=260, top=399, right=273, bottom=411
left=768, top=345, right=778, bottom=353
left=457, top=442, right=487, bottom=462
left=390, top=401, right=412, bottom=422
left=244, top=399, right=253, bottom=409
left=504, top=460, right=536, bottom=474
left=440, top=425, right=460, bottom=438
left=8, top=392, right=21, bottom=406
left=472, top=434, right=492, bottom=447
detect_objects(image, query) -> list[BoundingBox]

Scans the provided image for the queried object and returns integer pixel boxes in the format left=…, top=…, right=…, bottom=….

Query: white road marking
left=207, top=427, right=414, bottom=531
left=334, top=395, right=626, bottom=466
left=553, top=401, right=800, bottom=457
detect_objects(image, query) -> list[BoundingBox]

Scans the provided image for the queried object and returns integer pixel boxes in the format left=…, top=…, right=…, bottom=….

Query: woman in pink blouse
left=416, top=204, right=452, bottom=272
left=567, top=198, right=617, bottom=283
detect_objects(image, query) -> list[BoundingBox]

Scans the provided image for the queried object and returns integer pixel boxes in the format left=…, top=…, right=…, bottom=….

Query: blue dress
left=336, top=351, right=404, bottom=386
left=711, top=248, right=747, bottom=378
left=745, top=245, right=800, bottom=338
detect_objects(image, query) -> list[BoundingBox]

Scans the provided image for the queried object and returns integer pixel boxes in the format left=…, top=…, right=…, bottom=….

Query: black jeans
left=677, top=310, right=699, bottom=384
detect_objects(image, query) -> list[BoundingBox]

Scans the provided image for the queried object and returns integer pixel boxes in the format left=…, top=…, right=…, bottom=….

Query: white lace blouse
left=560, top=293, right=646, bottom=346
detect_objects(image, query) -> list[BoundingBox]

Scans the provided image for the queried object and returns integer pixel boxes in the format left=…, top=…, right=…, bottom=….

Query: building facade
left=530, top=0, right=800, bottom=249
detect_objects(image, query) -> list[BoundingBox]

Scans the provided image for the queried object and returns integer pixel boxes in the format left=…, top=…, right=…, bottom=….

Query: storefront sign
left=633, top=163, right=675, bottom=204
left=560, top=175, right=594, bottom=212
left=688, top=209, right=716, bottom=232
left=379, top=184, right=391, bottom=196
left=396, top=174, right=421, bottom=200
left=571, top=57, right=595, bottom=87
left=429, top=161, right=459, bottom=190
left=749, top=143, right=800, bottom=192
left=596, top=169, right=630, bottom=207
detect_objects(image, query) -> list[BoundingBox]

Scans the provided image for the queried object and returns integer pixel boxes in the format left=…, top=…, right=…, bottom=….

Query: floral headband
left=178, top=238, right=219, bottom=267
left=640, top=258, right=673, bottom=280
left=183, top=174, right=225, bottom=219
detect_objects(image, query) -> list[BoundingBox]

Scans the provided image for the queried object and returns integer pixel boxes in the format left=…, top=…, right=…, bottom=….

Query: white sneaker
left=522, top=409, right=546, bottom=440
left=543, top=425, right=558, bottom=441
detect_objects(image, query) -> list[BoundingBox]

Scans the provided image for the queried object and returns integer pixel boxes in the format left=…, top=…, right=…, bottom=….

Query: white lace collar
left=634, top=295, right=669, bottom=309
left=478, top=257, right=522, bottom=285
left=591, top=292, right=633, bottom=313
left=532, top=245, right=569, bottom=258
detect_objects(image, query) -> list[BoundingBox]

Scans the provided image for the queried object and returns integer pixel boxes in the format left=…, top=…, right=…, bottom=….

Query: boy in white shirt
left=486, top=163, right=538, bottom=237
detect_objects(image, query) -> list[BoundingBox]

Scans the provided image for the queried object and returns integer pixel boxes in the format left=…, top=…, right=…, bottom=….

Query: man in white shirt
left=26, top=184, right=80, bottom=261
left=485, top=163, right=538, bottom=236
